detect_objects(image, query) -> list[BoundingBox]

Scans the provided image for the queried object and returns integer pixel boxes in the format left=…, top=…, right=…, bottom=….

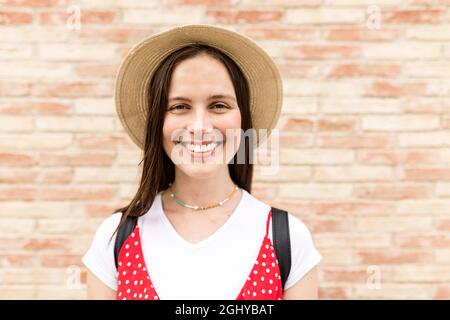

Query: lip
left=173, top=140, right=221, bottom=145
left=176, top=141, right=222, bottom=159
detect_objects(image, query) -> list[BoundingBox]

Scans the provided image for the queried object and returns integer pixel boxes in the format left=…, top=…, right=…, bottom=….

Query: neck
left=168, top=168, right=238, bottom=208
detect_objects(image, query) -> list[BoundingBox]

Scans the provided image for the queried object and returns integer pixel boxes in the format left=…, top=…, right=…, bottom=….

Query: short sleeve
left=81, top=212, right=122, bottom=291
left=282, top=213, right=322, bottom=291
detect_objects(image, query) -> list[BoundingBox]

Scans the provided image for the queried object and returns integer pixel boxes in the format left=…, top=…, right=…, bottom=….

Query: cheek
left=220, top=112, right=242, bottom=144
left=162, top=118, right=176, bottom=152
left=216, top=111, right=241, bottom=136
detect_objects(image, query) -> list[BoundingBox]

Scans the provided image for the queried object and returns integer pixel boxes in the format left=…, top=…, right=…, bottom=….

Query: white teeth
left=182, top=142, right=218, bottom=153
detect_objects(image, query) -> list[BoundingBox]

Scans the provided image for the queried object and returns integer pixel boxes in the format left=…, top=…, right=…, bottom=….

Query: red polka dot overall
left=115, top=209, right=283, bottom=300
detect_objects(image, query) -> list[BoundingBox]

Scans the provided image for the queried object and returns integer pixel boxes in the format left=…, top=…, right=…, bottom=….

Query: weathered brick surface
left=0, top=0, right=449, bottom=299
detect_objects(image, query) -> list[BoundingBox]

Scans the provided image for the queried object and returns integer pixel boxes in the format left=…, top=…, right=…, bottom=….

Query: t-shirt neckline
left=156, top=188, right=248, bottom=249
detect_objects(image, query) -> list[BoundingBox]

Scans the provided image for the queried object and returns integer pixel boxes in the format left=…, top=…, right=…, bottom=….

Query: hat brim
left=115, top=24, right=283, bottom=151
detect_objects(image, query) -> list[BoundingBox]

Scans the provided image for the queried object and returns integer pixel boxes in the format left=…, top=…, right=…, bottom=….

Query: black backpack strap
left=114, top=214, right=138, bottom=270
left=271, top=206, right=292, bottom=291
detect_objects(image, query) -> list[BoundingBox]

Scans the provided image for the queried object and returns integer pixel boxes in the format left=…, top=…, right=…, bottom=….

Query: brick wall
left=0, top=0, right=449, bottom=299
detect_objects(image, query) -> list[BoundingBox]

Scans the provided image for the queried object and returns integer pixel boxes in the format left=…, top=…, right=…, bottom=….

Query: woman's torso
left=115, top=189, right=283, bottom=300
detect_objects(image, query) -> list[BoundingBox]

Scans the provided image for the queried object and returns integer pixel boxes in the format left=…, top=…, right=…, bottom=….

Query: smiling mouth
left=174, top=141, right=223, bottom=154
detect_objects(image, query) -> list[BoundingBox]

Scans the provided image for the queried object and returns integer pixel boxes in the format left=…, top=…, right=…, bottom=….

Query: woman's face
left=162, top=53, right=242, bottom=177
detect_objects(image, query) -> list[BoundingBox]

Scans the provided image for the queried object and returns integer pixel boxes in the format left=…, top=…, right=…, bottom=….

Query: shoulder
left=287, top=213, right=315, bottom=245
left=245, top=192, right=319, bottom=251
left=242, top=190, right=271, bottom=217
left=82, top=211, right=125, bottom=291
left=268, top=209, right=316, bottom=247
left=91, top=211, right=123, bottom=245
left=285, top=212, right=321, bottom=263
left=281, top=212, right=322, bottom=290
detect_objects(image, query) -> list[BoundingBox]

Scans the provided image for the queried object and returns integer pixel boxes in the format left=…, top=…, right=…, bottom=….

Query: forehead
left=168, top=54, right=236, bottom=98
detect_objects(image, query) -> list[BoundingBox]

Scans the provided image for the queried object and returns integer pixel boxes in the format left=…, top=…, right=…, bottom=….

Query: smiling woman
left=81, top=24, right=321, bottom=300
left=162, top=51, right=244, bottom=172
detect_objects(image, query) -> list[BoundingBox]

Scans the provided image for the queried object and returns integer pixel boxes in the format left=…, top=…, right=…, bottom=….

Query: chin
left=177, top=163, right=224, bottom=179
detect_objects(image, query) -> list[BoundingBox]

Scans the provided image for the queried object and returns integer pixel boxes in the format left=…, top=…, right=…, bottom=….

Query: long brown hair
left=110, top=43, right=254, bottom=240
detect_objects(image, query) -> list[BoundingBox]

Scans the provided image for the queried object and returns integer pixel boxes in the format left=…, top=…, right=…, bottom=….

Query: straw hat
left=115, top=24, right=283, bottom=150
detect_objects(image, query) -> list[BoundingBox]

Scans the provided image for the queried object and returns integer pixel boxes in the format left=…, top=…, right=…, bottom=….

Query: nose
left=186, top=107, right=214, bottom=140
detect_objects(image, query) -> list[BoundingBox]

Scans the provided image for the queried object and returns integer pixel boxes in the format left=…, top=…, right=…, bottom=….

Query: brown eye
left=169, top=105, right=187, bottom=111
left=211, top=104, right=229, bottom=109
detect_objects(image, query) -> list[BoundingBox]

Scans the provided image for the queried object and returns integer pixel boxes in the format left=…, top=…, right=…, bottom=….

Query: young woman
left=82, top=24, right=322, bottom=300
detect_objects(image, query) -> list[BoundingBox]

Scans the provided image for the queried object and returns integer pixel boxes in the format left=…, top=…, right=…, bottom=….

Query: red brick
left=83, top=203, right=124, bottom=217
left=0, top=170, right=36, bottom=183
left=0, top=187, right=34, bottom=200
left=0, top=81, right=31, bottom=96
left=356, top=250, right=433, bottom=264
left=39, top=169, right=72, bottom=184
left=0, top=11, right=33, bottom=25
left=279, top=135, right=311, bottom=148
left=401, top=98, right=450, bottom=113
left=358, top=150, right=435, bottom=165
left=32, top=82, right=113, bottom=97
left=0, top=254, right=35, bottom=267
left=394, top=235, right=450, bottom=248
left=23, top=238, right=67, bottom=251
left=74, top=64, right=119, bottom=78
left=75, top=135, right=126, bottom=150
left=404, top=168, right=450, bottom=181
left=78, top=27, right=153, bottom=43
left=382, top=10, right=443, bottom=24
left=314, top=201, right=394, bottom=216
left=317, top=118, right=356, bottom=132
left=319, top=287, right=349, bottom=299
left=435, top=219, right=450, bottom=231
left=39, top=10, right=117, bottom=25
left=318, top=134, right=393, bottom=149
left=322, top=269, right=368, bottom=282
left=281, top=117, right=314, bottom=131
left=243, top=27, right=317, bottom=40
left=276, top=61, right=318, bottom=77
left=328, top=63, right=401, bottom=78
left=355, top=184, right=432, bottom=200
left=39, top=153, right=115, bottom=166
left=285, top=45, right=360, bottom=59
left=306, top=219, right=352, bottom=233
left=325, top=28, right=400, bottom=41
left=39, top=187, right=116, bottom=201
left=365, top=81, right=426, bottom=97
left=32, top=102, right=71, bottom=115
left=0, top=101, right=29, bottom=115
left=206, top=9, right=283, bottom=23
left=411, top=0, right=450, bottom=4
left=3, top=0, right=66, bottom=6
left=166, top=0, right=239, bottom=4
left=435, top=285, right=450, bottom=299
left=41, top=254, right=83, bottom=267
left=0, top=153, right=33, bottom=166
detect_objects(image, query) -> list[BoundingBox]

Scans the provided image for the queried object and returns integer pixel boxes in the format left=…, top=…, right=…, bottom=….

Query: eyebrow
left=168, top=94, right=237, bottom=103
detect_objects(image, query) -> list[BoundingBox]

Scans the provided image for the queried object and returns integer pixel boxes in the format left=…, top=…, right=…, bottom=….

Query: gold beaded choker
left=168, top=183, right=239, bottom=211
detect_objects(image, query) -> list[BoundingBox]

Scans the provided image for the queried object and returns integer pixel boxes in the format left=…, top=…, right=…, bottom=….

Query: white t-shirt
left=82, top=189, right=322, bottom=299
